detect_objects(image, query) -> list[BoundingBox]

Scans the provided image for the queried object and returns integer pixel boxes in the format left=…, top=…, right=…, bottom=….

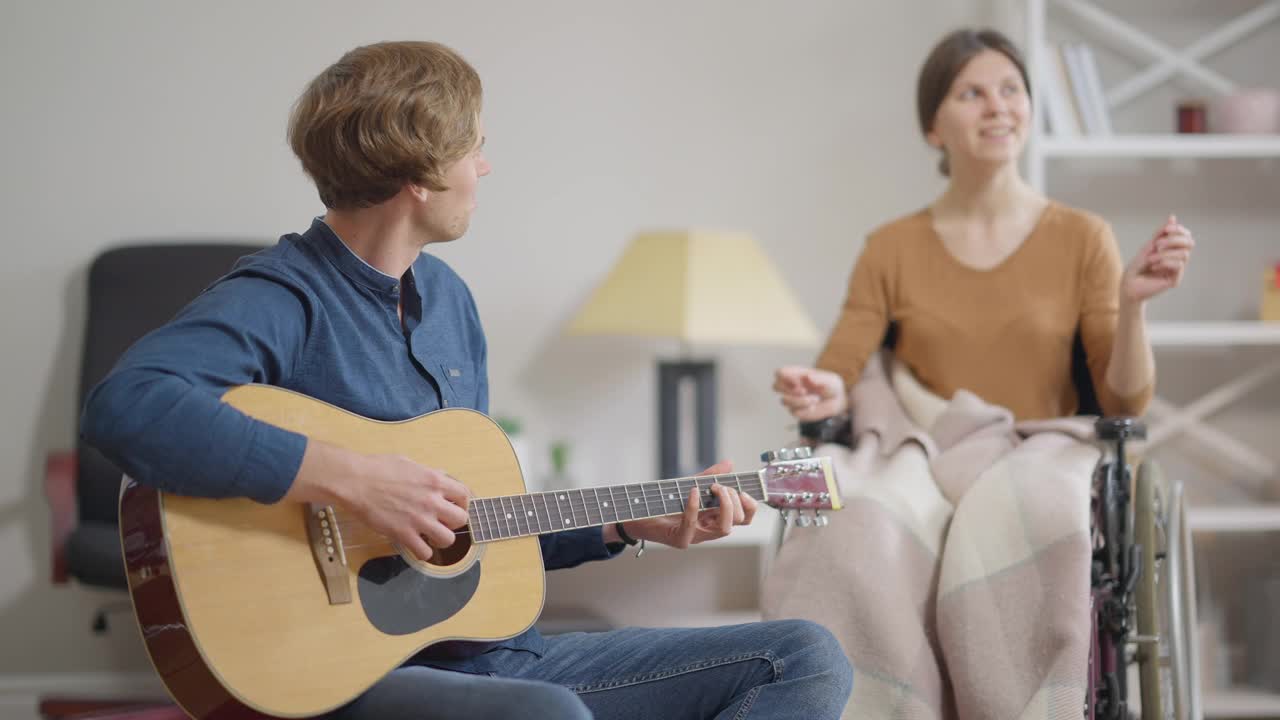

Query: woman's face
left=927, top=49, right=1031, bottom=173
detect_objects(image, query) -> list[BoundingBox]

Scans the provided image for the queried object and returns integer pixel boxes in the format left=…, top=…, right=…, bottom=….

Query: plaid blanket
left=763, top=352, right=1101, bottom=720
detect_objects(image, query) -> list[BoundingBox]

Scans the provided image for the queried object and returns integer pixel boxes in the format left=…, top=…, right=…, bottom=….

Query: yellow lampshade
left=566, top=229, right=820, bottom=347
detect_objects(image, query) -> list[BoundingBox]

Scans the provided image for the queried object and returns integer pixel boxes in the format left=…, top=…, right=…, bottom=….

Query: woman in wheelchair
left=762, top=29, right=1196, bottom=720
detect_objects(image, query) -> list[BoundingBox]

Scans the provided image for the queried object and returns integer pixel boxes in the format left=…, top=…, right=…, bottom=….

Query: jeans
left=330, top=619, right=852, bottom=719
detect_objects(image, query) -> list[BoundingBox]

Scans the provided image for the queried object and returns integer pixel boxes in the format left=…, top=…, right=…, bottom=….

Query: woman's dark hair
left=917, top=29, right=1030, bottom=176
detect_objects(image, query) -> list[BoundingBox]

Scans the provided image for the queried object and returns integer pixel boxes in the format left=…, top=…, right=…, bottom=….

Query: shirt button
left=390, top=283, right=399, bottom=294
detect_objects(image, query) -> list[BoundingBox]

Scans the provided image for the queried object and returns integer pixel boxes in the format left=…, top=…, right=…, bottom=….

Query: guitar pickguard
left=356, top=555, right=482, bottom=635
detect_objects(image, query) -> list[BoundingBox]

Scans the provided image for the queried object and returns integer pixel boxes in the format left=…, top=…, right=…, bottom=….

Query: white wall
left=1, top=0, right=1274, bottom=675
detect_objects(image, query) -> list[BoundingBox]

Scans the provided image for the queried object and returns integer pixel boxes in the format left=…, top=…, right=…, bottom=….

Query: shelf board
left=1188, top=505, right=1280, bottom=532
left=1148, top=322, right=1280, bottom=348
left=1040, top=134, right=1280, bottom=158
left=1203, top=687, right=1280, bottom=718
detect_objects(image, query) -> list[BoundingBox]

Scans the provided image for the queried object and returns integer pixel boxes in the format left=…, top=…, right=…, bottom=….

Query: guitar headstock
left=759, top=447, right=842, bottom=528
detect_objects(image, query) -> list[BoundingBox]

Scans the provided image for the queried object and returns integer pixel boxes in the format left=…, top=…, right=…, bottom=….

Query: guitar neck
left=466, top=471, right=766, bottom=543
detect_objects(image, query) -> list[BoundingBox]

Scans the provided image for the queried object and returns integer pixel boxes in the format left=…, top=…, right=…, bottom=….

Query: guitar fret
left=591, top=487, right=605, bottom=526
left=517, top=494, right=533, bottom=537
left=581, top=488, right=597, bottom=527
left=604, top=486, right=618, bottom=524
left=470, top=499, right=484, bottom=542
left=509, top=496, right=523, bottom=537
left=469, top=502, right=484, bottom=543
left=731, top=476, right=745, bottom=502
left=586, top=488, right=597, bottom=526
left=572, top=488, right=584, bottom=528
left=500, top=496, right=517, bottom=538
left=537, top=492, right=553, bottom=533
left=489, top=497, right=503, bottom=539
left=473, top=499, right=486, bottom=538
left=491, top=497, right=505, bottom=538
left=571, top=489, right=587, bottom=529
left=483, top=498, right=499, bottom=540
left=553, top=491, right=570, bottom=529
left=529, top=493, right=541, bottom=534
left=505, top=495, right=519, bottom=537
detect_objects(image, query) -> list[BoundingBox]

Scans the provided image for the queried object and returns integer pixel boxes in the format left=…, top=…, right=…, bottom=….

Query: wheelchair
left=772, top=413, right=1201, bottom=719
left=1091, top=417, right=1201, bottom=720
left=774, top=414, right=1202, bottom=719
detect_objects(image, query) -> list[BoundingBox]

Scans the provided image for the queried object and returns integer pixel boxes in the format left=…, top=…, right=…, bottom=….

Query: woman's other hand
left=1122, top=215, right=1194, bottom=304
left=773, top=366, right=849, bottom=421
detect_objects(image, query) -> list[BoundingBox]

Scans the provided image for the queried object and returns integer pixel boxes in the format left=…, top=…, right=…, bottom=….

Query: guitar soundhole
left=425, top=527, right=473, bottom=568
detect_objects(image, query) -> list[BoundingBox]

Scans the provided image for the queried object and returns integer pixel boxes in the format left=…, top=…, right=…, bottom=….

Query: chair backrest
left=879, top=321, right=1104, bottom=416
left=76, top=243, right=265, bottom=526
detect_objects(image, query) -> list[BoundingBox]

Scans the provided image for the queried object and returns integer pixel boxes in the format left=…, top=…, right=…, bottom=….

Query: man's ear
left=406, top=184, right=431, bottom=202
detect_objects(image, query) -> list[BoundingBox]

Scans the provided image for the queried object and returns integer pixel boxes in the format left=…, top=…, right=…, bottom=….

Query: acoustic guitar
left=119, top=384, right=841, bottom=719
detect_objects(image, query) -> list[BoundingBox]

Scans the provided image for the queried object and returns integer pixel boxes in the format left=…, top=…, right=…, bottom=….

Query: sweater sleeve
left=815, top=234, right=892, bottom=388
left=1079, top=221, right=1154, bottom=417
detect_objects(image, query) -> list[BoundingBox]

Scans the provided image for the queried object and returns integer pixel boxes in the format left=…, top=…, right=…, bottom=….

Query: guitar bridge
left=306, top=504, right=352, bottom=605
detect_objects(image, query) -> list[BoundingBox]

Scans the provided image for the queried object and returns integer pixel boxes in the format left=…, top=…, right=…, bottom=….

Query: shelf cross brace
left=1052, top=0, right=1280, bottom=110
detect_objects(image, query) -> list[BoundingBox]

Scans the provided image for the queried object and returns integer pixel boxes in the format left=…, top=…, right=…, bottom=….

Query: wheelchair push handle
left=1094, top=417, right=1147, bottom=442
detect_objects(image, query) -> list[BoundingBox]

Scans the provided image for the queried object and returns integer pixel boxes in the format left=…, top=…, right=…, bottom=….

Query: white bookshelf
left=1041, top=134, right=1280, bottom=159
left=1026, top=4, right=1280, bottom=717
left=1148, top=322, right=1280, bottom=348
left=1189, top=506, right=1280, bottom=534
left=1024, top=0, right=1280, bottom=188
left=1202, top=687, right=1280, bottom=719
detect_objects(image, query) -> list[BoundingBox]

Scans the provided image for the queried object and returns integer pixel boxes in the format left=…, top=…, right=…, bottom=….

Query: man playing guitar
left=82, top=40, right=852, bottom=720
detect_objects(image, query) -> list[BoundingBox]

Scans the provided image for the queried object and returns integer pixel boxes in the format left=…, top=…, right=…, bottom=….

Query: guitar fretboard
left=467, top=472, right=766, bottom=543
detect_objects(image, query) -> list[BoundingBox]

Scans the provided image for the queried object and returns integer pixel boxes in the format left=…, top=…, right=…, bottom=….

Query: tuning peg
left=780, top=508, right=793, bottom=527
left=796, top=513, right=813, bottom=528
left=763, top=447, right=807, bottom=463
left=815, top=510, right=828, bottom=527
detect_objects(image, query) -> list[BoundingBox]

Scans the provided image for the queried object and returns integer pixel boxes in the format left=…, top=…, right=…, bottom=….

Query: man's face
left=419, top=118, right=490, bottom=243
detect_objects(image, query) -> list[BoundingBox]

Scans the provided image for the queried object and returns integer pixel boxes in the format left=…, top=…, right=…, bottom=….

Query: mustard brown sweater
left=816, top=202, right=1152, bottom=420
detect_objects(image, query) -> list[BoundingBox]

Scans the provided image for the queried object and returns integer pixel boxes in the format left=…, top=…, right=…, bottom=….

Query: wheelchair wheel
left=1133, top=462, right=1200, bottom=720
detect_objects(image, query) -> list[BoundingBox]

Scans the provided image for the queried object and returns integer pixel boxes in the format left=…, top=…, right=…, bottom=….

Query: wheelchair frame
left=1092, top=418, right=1201, bottom=720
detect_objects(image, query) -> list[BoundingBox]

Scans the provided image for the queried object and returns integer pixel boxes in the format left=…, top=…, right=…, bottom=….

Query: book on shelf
left=1039, top=42, right=1080, bottom=137
left=1042, top=42, right=1111, bottom=139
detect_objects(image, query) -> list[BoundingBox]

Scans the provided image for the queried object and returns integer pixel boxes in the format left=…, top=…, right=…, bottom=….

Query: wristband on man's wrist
left=614, top=521, right=645, bottom=557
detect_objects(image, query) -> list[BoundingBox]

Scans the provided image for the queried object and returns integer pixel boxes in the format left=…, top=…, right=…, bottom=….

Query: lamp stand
left=657, top=360, right=717, bottom=479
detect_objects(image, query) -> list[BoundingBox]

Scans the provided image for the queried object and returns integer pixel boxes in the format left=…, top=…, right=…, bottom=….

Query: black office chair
left=43, top=243, right=264, bottom=720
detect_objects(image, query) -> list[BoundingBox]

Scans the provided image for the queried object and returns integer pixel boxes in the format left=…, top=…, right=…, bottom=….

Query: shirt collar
left=304, top=217, right=407, bottom=297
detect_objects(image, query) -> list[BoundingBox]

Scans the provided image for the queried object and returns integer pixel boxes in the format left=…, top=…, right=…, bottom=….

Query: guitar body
left=120, top=385, right=544, bottom=719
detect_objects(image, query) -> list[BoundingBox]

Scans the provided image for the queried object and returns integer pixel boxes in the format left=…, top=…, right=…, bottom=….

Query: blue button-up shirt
left=82, top=218, right=616, bottom=662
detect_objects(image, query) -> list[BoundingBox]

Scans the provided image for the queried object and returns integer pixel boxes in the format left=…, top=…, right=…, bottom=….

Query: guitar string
left=331, top=476, right=771, bottom=541
left=327, top=474, right=822, bottom=550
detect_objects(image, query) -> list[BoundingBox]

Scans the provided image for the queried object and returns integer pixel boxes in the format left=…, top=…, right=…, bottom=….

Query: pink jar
left=1212, top=89, right=1280, bottom=134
